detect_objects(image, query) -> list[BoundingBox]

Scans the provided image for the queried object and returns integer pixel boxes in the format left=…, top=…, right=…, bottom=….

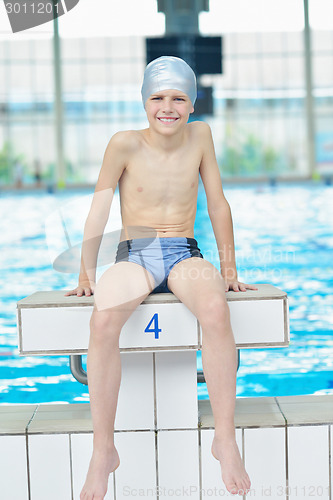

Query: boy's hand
left=65, top=280, right=96, bottom=297
left=224, top=280, right=258, bottom=293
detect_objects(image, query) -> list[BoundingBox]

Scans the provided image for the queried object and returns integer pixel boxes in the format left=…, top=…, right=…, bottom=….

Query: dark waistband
left=117, top=237, right=199, bottom=249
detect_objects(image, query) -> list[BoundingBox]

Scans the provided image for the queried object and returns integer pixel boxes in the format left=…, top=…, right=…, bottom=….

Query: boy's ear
left=190, top=105, right=194, bottom=114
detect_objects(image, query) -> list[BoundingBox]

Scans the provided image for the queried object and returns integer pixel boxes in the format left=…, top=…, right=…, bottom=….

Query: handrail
left=69, top=355, right=88, bottom=385
left=69, top=350, right=241, bottom=386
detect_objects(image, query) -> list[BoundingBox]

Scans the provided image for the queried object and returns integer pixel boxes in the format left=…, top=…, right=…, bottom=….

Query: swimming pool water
left=0, top=182, right=332, bottom=404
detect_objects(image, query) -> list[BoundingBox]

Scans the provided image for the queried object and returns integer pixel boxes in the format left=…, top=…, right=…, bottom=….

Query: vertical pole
left=303, top=0, right=316, bottom=177
left=52, top=2, right=65, bottom=188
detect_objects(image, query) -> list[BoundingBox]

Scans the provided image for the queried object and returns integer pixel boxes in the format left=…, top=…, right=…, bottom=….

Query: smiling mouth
left=157, top=117, right=179, bottom=123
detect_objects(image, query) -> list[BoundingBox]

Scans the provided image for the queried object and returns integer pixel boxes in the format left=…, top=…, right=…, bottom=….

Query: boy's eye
left=175, top=98, right=185, bottom=101
left=151, top=97, right=161, bottom=100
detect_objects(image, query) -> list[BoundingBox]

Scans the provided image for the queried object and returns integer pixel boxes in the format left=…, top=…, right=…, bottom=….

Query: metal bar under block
left=69, top=349, right=241, bottom=386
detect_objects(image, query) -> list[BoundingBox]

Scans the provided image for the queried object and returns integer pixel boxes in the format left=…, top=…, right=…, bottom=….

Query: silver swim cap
left=141, top=56, right=197, bottom=107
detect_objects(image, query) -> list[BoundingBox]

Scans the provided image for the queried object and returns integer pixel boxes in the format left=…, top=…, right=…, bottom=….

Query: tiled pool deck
left=1, top=394, right=333, bottom=499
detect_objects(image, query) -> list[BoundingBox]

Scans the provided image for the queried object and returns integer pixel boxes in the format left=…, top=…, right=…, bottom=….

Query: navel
left=137, top=186, right=143, bottom=192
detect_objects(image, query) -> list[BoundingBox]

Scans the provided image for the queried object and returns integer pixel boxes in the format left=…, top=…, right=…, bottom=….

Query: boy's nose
left=161, top=99, right=173, bottom=112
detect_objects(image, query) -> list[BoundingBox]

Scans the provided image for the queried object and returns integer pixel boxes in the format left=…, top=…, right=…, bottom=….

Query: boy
left=66, top=56, right=256, bottom=499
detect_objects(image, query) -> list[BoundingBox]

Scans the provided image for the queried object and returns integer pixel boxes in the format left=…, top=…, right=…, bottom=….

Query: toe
left=243, top=483, right=249, bottom=495
left=239, top=478, right=246, bottom=490
left=244, top=475, right=251, bottom=491
left=238, top=487, right=245, bottom=497
left=227, top=483, right=238, bottom=495
left=236, top=484, right=245, bottom=496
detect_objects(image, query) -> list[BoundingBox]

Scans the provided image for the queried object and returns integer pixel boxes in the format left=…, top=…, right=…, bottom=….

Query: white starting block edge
left=17, top=284, right=289, bottom=356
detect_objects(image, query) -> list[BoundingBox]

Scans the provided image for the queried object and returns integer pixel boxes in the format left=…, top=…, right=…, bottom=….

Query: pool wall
left=0, top=395, right=332, bottom=499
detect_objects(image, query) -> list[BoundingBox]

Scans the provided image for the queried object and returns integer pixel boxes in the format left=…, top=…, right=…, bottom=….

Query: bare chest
left=119, top=147, right=201, bottom=205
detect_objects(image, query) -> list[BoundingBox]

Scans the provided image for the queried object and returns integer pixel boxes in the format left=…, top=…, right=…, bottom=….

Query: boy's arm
left=65, top=132, right=128, bottom=296
left=198, top=123, right=257, bottom=292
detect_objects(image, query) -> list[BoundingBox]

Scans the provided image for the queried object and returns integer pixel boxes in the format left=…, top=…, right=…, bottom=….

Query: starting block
left=15, top=283, right=289, bottom=499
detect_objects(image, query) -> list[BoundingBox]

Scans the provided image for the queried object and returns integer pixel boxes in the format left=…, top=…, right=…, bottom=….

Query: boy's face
left=145, top=89, right=194, bottom=134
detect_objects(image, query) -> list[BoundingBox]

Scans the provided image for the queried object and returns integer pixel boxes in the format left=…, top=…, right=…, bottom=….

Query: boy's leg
left=167, top=257, right=251, bottom=496
left=80, top=261, right=155, bottom=500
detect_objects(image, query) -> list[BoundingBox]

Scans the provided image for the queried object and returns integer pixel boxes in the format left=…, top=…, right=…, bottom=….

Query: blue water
left=0, top=182, right=332, bottom=404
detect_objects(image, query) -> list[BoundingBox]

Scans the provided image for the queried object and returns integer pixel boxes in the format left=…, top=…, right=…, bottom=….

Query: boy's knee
left=198, top=295, right=230, bottom=328
left=90, top=310, right=122, bottom=341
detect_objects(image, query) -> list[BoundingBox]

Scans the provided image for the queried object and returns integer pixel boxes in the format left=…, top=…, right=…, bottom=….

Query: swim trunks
left=115, top=237, right=204, bottom=293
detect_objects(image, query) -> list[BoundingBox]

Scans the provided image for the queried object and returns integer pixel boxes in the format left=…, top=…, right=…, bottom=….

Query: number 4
left=145, top=313, right=162, bottom=339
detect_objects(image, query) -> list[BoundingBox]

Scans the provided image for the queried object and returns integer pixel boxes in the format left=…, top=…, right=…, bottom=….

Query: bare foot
left=211, top=436, right=251, bottom=496
left=80, top=446, right=120, bottom=500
